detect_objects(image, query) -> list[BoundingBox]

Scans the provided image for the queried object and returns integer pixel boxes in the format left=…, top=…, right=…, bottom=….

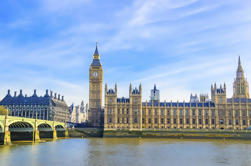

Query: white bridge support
left=0, top=115, right=68, bottom=145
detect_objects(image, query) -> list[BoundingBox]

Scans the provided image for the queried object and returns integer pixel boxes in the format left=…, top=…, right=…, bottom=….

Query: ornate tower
left=150, top=84, right=160, bottom=102
left=129, top=84, right=142, bottom=130
left=233, top=56, right=249, bottom=99
left=211, top=83, right=226, bottom=104
left=88, top=44, right=103, bottom=127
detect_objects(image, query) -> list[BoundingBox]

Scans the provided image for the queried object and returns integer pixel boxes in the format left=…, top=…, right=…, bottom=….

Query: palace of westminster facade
left=88, top=45, right=251, bottom=130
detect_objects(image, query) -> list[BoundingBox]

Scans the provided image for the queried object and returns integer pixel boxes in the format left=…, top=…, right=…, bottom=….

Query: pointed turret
left=129, top=83, right=132, bottom=95
left=91, top=43, right=101, bottom=67
left=93, top=42, right=100, bottom=59
left=237, top=56, right=243, bottom=73
left=236, top=56, right=244, bottom=79
left=139, top=83, right=142, bottom=94
left=105, top=83, right=108, bottom=94
left=115, top=83, right=117, bottom=94
left=233, top=56, right=250, bottom=98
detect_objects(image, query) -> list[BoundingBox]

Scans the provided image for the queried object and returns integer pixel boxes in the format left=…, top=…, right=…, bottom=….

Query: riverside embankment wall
left=103, top=129, right=251, bottom=140
left=68, top=128, right=251, bottom=140
left=68, top=128, right=103, bottom=137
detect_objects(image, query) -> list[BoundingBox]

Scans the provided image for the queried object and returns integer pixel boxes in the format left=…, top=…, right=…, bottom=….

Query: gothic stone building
left=69, top=101, right=88, bottom=123
left=88, top=44, right=103, bottom=127
left=104, top=57, right=251, bottom=131
left=0, top=89, right=70, bottom=123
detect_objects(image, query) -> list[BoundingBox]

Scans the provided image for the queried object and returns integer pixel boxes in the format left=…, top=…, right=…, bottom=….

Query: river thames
left=0, top=138, right=251, bottom=166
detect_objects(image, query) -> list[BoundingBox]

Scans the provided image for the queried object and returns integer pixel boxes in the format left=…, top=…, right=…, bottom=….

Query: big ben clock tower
left=88, top=44, right=103, bottom=127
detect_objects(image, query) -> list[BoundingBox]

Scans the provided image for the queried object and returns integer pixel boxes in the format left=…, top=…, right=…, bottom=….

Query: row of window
left=108, top=117, right=251, bottom=126
left=108, top=108, right=138, bottom=114
left=7, top=105, right=49, bottom=108
left=10, top=108, right=48, bottom=111
left=11, top=111, right=48, bottom=120
left=108, top=118, right=137, bottom=123
left=143, top=109, right=212, bottom=116
left=108, top=108, right=251, bottom=117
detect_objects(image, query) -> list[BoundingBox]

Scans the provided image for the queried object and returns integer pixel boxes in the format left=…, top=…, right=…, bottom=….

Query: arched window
left=179, top=110, right=182, bottom=115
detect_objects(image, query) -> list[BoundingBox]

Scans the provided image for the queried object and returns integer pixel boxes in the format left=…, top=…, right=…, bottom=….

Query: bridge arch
left=8, top=121, right=34, bottom=141
left=9, top=121, right=34, bottom=132
left=37, top=122, right=53, bottom=129
left=38, top=123, right=52, bottom=129
left=9, top=120, right=34, bottom=129
left=38, top=123, right=53, bottom=139
left=55, top=124, right=65, bottom=130
left=55, top=124, right=66, bottom=137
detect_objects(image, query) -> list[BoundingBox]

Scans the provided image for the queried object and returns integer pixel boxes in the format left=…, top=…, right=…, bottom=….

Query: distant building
left=69, top=101, right=88, bottom=123
left=69, top=104, right=77, bottom=123
left=150, top=84, right=160, bottom=102
left=0, top=89, right=70, bottom=123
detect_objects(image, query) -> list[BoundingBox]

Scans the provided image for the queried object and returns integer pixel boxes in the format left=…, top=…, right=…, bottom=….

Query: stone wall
left=68, top=128, right=103, bottom=137
left=103, top=129, right=251, bottom=140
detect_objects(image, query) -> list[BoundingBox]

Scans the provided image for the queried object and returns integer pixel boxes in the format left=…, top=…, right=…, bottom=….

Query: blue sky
left=0, top=0, right=251, bottom=105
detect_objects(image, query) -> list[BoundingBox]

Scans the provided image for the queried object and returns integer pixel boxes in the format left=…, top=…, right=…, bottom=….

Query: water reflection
left=0, top=138, right=251, bottom=166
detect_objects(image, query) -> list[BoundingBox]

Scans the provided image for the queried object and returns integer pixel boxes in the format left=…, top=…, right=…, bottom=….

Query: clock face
left=92, top=71, right=98, bottom=78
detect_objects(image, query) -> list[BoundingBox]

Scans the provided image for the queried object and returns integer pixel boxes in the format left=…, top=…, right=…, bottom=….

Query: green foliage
left=0, top=106, right=8, bottom=115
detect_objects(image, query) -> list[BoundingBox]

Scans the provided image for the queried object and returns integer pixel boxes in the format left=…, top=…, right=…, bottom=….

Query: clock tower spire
left=88, top=43, right=103, bottom=127
left=233, top=56, right=249, bottom=99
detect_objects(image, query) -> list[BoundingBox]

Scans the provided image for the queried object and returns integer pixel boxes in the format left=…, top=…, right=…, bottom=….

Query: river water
left=0, top=138, right=251, bottom=166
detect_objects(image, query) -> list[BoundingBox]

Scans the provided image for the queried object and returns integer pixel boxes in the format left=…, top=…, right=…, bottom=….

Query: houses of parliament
left=88, top=45, right=251, bottom=130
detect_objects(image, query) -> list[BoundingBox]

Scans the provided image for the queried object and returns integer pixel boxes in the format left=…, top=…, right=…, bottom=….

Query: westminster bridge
left=0, top=115, right=68, bottom=145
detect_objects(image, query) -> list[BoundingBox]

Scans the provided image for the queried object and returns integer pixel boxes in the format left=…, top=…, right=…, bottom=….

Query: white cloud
left=1, top=0, right=251, bottom=106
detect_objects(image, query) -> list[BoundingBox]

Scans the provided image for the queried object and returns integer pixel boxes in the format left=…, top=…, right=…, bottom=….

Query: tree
left=0, top=106, right=9, bottom=115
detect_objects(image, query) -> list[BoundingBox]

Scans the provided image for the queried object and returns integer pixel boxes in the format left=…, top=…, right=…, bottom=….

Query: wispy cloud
left=0, top=0, right=251, bottom=105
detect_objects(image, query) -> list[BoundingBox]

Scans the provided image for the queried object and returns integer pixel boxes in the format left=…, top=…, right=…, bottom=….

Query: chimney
left=58, top=94, right=60, bottom=100
left=50, top=91, right=53, bottom=97
left=20, top=89, right=23, bottom=95
left=62, top=96, right=64, bottom=101
left=7, top=89, right=10, bottom=95
left=46, top=89, right=49, bottom=96
left=14, top=91, right=17, bottom=97
left=34, top=89, right=37, bottom=96
left=54, top=93, right=57, bottom=99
